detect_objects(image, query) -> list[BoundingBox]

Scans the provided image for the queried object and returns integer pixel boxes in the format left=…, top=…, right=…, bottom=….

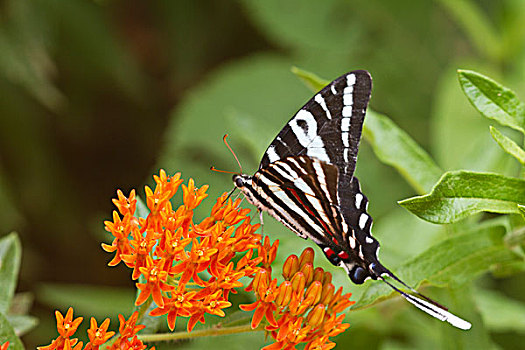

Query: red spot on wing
left=338, top=251, right=349, bottom=260
left=323, top=247, right=335, bottom=257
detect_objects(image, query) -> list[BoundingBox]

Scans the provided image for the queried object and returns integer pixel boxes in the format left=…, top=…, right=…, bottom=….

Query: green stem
left=138, top=323, right=262, bottom=342
left=136, top=298, right=153, bottom=323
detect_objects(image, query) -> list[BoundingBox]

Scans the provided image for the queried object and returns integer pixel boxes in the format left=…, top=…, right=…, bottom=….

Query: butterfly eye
left=350, top=266, right=368, bottom=285
left=233, top=176, right=244, bottom=188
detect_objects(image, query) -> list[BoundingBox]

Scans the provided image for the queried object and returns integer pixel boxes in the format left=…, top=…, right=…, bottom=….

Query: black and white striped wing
left=253, top=155, right=344, bottom=245
left=260, top=70, right=372, bottom=187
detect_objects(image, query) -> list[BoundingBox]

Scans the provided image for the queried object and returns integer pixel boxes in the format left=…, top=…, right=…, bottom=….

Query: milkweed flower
left=38, top=307, right=83, bottom=350
left=241, top=247, right=354, bottom=350
left=102, top=170, right=266, bottom=332
left=38, top=309, right=152, bottom=350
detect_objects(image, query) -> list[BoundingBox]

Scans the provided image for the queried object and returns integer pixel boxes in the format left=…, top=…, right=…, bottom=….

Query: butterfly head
left=232, top=174, right=250, bottom=188
left=232, top=173, right=252, bottom=188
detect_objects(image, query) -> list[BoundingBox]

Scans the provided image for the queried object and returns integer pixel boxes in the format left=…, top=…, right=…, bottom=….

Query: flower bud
left=290, top=272, right=306, bottom=293
left=304, top=281, right=323, bottom=306
left=275, top=281, right=293, bottom=307
left=320, top=283, right=335, bottom=305
left=312, top=267, right=324, bottom=283
left=282, top=254, right=299, bottom=280
left=252, top=269, right=269, bottom=295
left=299, top=247, right=315, bottom=267
left=322, top=271, right=332, bottom=286
left=328, top=286, right=344, bottom=310
left=268, top=239, right=279, bottom=265
left=307, top=304, right=326, bottom=328
left=300, top=263, right=314, bottom=286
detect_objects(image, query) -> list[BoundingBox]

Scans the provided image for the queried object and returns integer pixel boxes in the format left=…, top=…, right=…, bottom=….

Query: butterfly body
left=232, top=70, right=471, bottom=330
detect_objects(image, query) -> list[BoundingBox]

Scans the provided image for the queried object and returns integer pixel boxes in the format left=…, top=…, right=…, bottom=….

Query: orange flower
left=56, top=307, right=83, bottom=339
left=112, top=189, right=137, bottom=216
left=63, top=338, right=83, bottom=350
left=37, top=308, right=83, bottom=350
left=102, top=211, right=133, bottom=266
left=0, top=342, right=9, bottom=350
left=150, top=290, right=196, bottom=330
left=107, top=312, right=147, bottom=350
left=136, top=256, right=174, bottom=307
left=182, top=178, right=208, bottom=210
left=85, top=317, right=115, bottom=349
left=121, top=228, right=159, bottom=279
left=102, top=170, right=268, bottom=333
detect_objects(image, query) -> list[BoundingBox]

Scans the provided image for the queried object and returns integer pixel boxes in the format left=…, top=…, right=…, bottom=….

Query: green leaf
left=290, top=66, right=328, bottom=92
left=0, top=311, right=24, bottom=350
left=519, top=204, right=525, bottom=221
left=399, top=171, right=525, bottom=224
left=6, top=314, right=39, bottom=336
left=353, top=224, right=518, bottom=310
left=458, top=69, right=525, bottom=133
left=363, top=111, right=443, bottom=194
left=0, top=232, right=21, bottom=314
left=475, top=289, right=525, bottom=333
left=489, top=126, right=525, bottom=165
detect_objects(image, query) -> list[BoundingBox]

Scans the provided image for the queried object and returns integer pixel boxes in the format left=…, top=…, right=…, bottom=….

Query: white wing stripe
left=314, top=94, right=332, bottom=120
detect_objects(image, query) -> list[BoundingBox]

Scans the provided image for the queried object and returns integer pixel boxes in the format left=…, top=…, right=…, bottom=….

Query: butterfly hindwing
left=254, top=156, right=383, bottom=283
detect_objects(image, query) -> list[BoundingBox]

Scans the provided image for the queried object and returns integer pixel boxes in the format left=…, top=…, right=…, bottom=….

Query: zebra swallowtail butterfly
left=232, top=70, right=471, bottom=330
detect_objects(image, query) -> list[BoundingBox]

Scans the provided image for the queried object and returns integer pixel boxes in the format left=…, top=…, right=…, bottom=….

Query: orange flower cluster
left=38, top=308, right=148, bottom=350
left=241, top=248, right=354, bottom=350
left=103, top=170, right=266, bottom=332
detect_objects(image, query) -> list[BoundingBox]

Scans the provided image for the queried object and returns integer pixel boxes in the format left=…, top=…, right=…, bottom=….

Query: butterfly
left=232, top=70, right=471, bottom=330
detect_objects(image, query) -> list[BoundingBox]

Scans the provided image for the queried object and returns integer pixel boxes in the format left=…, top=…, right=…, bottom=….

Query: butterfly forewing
left=260, top=70, right=372, bottom=185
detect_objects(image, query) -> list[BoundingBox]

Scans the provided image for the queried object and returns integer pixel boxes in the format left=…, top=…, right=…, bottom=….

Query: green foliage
left=363, top=111, right=443, bottom=194
left=458, top=69, right=525, bottom=133
left=354, top=222, right=519, bottom=308
left=0, top=312, right=24, bottom=350
left=490, top=126, right=525, bottom=165
left=475, top=289, right=525, bottom=333
left=399, top=171, right=525, bottom=223
left=0, top=233, right=35, bottom=347
left=0, top=233, right=21, bottom=314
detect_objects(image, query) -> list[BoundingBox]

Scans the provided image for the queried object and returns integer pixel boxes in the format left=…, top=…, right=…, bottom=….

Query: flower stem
left=136, top=298, right=153, bottom=323
left=138, top=323, right=261, bottom=342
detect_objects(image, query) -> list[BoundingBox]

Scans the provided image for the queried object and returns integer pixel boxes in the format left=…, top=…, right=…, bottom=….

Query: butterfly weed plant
left=1, top=69, right=524, bottom=349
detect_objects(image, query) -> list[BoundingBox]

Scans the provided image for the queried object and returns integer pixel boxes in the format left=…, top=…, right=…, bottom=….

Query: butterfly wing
left=260, top=70, right=372, bottom=185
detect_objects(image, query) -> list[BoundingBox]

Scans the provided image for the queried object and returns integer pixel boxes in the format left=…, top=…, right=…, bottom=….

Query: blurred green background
left=1, top=0, right=525, bottom=349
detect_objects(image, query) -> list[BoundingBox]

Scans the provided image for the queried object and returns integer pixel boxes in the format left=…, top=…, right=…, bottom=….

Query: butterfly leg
left=258, top=209, right=264, bottom=234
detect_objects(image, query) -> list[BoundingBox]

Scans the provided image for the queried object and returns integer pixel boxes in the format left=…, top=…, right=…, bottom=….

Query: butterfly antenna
left=223, top=134, right=243, bottom=174
left=378, top=276, right=471, bottom=330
